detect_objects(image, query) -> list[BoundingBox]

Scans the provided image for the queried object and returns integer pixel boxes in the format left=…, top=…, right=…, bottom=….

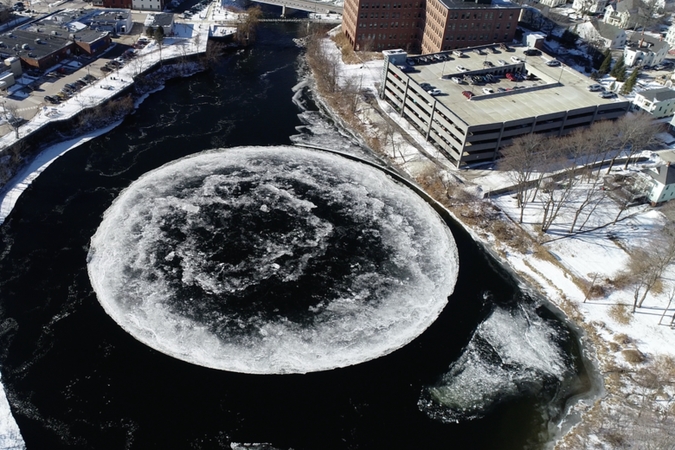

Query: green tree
left=621, top=69, right=639, bottom=94
left=598, top=49, right=612, bottom=75
left=610, top=55, right=626, bottom=81
left=145, top=25, right=155, bottom=38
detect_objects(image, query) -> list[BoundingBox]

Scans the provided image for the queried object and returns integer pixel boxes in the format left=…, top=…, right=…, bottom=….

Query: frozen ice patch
left=419, top=303, right=571, bottom=423
left=87, top=146, right=459, bottom=374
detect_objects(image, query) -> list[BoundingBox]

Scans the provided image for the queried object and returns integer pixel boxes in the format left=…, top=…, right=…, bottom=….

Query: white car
left=482, top=87, right=494, bottom=94
left=429, top=88, right=442, bottom=96
left=456, top=65, right=468, bottom=72
left=587, top=84, right=604, bottom=92
left=451, top=77, right=463, bottom=84
left=546, top=60, right=561, bottom=67
left=510, top=56, right=522, bottom=63
left=497, top=59, right=507, bottom=66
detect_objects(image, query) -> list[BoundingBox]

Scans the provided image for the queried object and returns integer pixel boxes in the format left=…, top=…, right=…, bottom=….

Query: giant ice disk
left=87, top=146, right=459, bottom=374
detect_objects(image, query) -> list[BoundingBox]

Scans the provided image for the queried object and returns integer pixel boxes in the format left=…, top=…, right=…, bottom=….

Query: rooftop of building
left=626, top=31, right=669, bottom=53
left=26, top=8, right=129, bottom=29
left=145, top=13, right=174, bottom=27
left=637, top=87, right=675, bottom=102
left=437, top=0, right=523, bottom=9
left=593, top=19, right=625, bottom=40
left=647, top=163, right=675, bottom=185
left=394, top=45, right=628, bottom=127
left=18, top=8, right=122, bottom=44
left=0, top=29, right=71, bottom=60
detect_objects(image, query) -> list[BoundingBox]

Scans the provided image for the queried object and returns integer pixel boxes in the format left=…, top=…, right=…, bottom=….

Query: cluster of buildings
left=93, top=0, right=167, bottom=12
left=342, top=0, right=522, bottom=53
left=0, top=9, right=133, bottom=72
left=342, top=0, right=675, bottom=166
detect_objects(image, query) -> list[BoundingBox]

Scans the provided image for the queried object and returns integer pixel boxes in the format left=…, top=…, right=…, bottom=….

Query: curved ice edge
left=0, top=75, right=171, bottom=449
left=88, top=145, right=459, bottom=374
left=0, top=77, right=176, bottom=228
left=0, top=120, right=123, bottom=227
left=0, top=372, right=25, bottom=449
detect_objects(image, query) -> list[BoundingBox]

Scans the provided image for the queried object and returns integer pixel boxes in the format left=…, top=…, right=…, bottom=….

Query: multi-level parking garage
left=380, top=47, right=630, bottom=168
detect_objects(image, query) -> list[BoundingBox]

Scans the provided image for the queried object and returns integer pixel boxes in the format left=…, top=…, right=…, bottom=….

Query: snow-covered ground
left=315, top=31, right=675, bottom=448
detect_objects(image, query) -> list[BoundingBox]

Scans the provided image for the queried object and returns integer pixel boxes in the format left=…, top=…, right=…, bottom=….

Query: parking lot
left=0, top=11, right=151, bottom=136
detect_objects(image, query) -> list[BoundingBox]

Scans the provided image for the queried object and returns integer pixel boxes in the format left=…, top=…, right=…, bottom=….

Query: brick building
left=342, top=0, right=521, bottom=53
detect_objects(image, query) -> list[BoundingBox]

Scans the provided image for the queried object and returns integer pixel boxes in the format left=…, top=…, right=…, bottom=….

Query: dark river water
left=0, top=23, right=592, bottom=450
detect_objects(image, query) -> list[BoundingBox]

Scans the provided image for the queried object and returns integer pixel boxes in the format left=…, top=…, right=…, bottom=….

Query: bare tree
left=587, top=119, right=619, bottom=177
left=498, top=133, right=550, bottom=223
left=235, top=6, right=263, bottom=45
left=627, top=230, right=675, bottom=312
left=606, top=113, right=660, bottom=173
left=538, top=152, right=582, bottom=233
left=306, top=30, right=340, bottom=94
left=612, top=174, right=650, bottom=223
left=636, top=0, right=665, bottom=31
left=155, top=26, right=165, bottom=64
left=128, top=56, right=146, bottom=79
left=340, top=75, right=363, bottom=115
left=2, top=102, right=21, bottom=139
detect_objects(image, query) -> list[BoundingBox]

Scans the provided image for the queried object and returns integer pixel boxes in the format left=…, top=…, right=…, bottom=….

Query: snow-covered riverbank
left=308, top=31, right=675, bottom=449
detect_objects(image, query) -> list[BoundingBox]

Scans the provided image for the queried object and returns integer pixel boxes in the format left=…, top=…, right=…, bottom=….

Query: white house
left=623, top=33, right=669, bottom=67
left=144, top=13, right=174, bottom=35
left=572, top=0, right=608, bottom=14
left=633, top=87, right=675, bottom=118
left=644, top=162, right=675, bottom=204
left=576, top=20, right=627, bottom=49
left=665, top=22, right=675, bottom=48
left=133, top=0, right=166, bottom=12
left=536, top=0, right=567, bottom=7
left=603, top=0, right=640, bottom=29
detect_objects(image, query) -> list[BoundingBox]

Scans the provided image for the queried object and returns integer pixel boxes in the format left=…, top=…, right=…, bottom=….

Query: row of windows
left=360, top=2, right=423, bottom=8
left=359, top=12, right=415, bottom=18
left=447, top=22, right=503, bottom=30
left=358, top=33, right=417, bottom=40
left=447, top=11, right=513, bottom=20
left=359, top=21, right=415, bottom=28
left=443, top=33, right=510, bottom=42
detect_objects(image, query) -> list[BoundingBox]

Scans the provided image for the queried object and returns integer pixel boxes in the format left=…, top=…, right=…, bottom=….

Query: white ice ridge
left=421, top=304, right=570, bottom=422
left=87, top=146, right=459, bottom=374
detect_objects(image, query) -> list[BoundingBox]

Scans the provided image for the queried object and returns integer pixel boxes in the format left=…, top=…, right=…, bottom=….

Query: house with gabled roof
left=634, top=87, right=675, bottom=118
left=572, top=0, right=608, bottom=14
left=576, top=20, right=627, bottom=49
left=624, top=32, right=669, bottom=67
left=603, top=0, right=640, bottom=29
left=645, top=161, right=675, bottom=204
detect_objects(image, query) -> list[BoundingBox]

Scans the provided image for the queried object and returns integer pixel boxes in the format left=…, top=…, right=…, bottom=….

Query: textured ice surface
left=88, top=146, right=458, bottom=374
left=0, top=373, right=25, bottom=449
left=419, top=304, right=570, bottom=422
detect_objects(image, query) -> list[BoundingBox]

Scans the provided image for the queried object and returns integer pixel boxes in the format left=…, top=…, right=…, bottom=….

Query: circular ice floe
left=87, top=146, right=458, bottom=374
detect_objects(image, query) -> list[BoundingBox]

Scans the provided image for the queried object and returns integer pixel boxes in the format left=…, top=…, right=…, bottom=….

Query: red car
left=505, top=73, right=516, bottom=81
left=462, top=90, right=474, bottom=100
